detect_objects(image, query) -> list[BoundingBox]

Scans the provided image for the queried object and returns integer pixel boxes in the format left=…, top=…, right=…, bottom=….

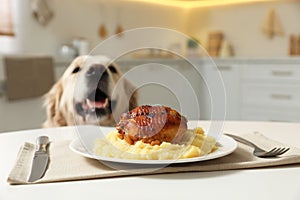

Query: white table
left=1, top=121, right=300, bottom=200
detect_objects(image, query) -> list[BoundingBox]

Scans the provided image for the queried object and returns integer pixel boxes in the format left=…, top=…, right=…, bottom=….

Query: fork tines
left=266, top=147, right=290, bottom=157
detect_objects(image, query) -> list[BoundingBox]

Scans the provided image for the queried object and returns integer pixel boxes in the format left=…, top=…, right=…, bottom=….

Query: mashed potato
left=94, top=127, right=217, bottom=160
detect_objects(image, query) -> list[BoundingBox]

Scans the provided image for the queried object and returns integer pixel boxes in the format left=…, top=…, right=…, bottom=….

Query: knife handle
left=37, top=136, right=49, bottom=152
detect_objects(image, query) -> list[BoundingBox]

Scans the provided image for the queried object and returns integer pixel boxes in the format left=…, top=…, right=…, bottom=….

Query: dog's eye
left=72, top=66, right=81, bottom=74
left=108, top=65, right=117, bottom=73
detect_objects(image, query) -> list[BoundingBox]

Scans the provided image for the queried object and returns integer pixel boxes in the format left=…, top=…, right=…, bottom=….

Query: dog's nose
left=86, top=64, right=105, bottom=77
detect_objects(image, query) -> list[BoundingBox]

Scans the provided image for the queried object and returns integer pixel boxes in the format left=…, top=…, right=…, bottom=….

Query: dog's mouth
left=84, top=89, right=109, bottom=110
left=75, top=88, right=115, bottom=119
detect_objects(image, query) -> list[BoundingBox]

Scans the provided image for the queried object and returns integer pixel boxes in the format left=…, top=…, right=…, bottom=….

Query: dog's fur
left=43, top=55, right=138, bottom=127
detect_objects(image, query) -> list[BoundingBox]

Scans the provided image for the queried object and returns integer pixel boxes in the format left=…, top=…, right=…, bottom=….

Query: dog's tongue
left=86, top=98, right=108, bottom=109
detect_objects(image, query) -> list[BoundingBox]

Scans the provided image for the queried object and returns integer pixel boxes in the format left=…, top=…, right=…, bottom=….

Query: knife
left=28, top=136, right=50, bottom=182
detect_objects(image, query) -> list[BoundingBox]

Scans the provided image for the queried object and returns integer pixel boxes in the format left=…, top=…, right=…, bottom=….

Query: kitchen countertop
left=1, top=56, right=300, bottom=81
left=1, top=121, right=300, bottom=200
left=116, top=56, right=300, bottom=64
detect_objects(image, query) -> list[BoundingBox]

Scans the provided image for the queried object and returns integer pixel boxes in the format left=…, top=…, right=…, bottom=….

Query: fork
left=225, top=133, right=290, bottom=158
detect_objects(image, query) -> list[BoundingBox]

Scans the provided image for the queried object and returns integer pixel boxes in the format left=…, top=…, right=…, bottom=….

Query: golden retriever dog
left=43, top=55, right=138, bottom=127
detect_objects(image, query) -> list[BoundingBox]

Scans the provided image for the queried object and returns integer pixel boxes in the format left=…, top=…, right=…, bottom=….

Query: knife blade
left=28, top=136, right=50, bottom=182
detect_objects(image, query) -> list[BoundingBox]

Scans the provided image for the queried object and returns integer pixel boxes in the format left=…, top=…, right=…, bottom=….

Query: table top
left=1, top=121, right=300, bottom=200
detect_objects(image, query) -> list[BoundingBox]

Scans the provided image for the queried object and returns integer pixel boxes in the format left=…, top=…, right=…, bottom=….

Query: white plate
left=69, top=125, right=237, bottom=165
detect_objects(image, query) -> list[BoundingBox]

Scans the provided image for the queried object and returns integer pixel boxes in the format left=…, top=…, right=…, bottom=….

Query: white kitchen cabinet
left=241, top=108, right=300, bottom=122
left=241, top=63, right=300, bottom=122
left=117, top=59, right=204, bottom=120
left=118, top=58, right=300, bottom=122
left=241, top=83, right=300, bottom=109
left=241, top=64, right=300, bottom=82
left=215, top=64, right=240, bottom=120
left=200, top=62, right=240, bottom=120
left=199, top=58, right=300, bottom=122
left=0, top=96, right=45, bottom=133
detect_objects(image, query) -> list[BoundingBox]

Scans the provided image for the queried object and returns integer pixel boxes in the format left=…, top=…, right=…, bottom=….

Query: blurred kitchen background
left=0, top=0, right=300, bottom=133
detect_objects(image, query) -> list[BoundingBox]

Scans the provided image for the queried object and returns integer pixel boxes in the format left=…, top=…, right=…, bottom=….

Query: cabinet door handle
left=217, top=66, right=232, bottom=71
left=270, top=94, right=292, bottom=100
left=269, top=119, right=290, bottom=122
left=271, top=70, right=293, bottom=77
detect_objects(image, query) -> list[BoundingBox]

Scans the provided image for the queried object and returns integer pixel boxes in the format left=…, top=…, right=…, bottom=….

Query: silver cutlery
left=225, top=133, right=290, bottom=158
left=28, top=136, right=50, bottom=182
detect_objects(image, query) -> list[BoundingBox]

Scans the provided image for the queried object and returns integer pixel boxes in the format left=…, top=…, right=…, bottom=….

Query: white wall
left=187, top=1, right=300, bottom=57
left=0, top=0, right=187, bottom=55
left=1, top=0, right=300, bottom=66
left=0, top=0, right=188, bottom=80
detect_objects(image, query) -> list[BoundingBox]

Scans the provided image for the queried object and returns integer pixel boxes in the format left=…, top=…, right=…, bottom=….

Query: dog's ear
left=129, top=90, right=138, bottom=110
left=43, top=81, right=67, bottom=127
left=123, top=79, right=138, bottom=110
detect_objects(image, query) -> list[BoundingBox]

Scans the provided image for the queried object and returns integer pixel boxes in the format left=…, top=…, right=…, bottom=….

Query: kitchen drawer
left=241, top=108, right=300, bottom=122
left=242, top=65, right=300, bottom=82
left=242, top=83, right=300, bottom=108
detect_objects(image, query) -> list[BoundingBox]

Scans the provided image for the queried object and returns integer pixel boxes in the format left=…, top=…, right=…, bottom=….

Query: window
left=0, top=0, right=14, bottom=36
